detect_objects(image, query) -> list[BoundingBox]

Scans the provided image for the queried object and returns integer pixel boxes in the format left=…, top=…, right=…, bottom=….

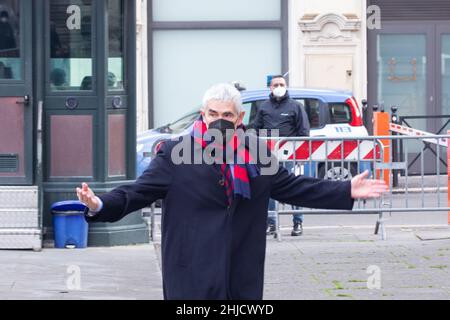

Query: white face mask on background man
left=273, top=86, right=287, bottom=98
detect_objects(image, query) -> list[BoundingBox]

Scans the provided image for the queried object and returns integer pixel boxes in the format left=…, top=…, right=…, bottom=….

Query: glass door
left=369, top=23, right=436, bottom=174
left=437, top=26, right=450, bottom=126
left=373, top=26, right=434, bottom=133
left=45, top=0, right=96, bottom=181
left=436, top=25, right=450, bottom=174
left=0, top=0, right=33, bottom=185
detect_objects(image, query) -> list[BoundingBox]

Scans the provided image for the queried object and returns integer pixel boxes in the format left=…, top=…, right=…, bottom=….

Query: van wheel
left=318, top=163, right=357, bottom=181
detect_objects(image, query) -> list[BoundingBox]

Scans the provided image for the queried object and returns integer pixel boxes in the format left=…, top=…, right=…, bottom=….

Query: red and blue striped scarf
left=191, top=118, right=260, bottom=205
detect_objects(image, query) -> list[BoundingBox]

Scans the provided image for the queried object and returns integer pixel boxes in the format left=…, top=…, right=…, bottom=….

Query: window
left=0, top=0, right=21, bottom=80
left=150, top=0, right=286, bottom=128
left=167, top=111, right=200, bottom=133
left=296, top=98, right=321, bottom=128
left=49, top=0, right=93, bottom=91
left=153, top=0, right=280, bottom=22
left=244, top=98, right=321, bottom=129
left=377, top=34, right=427, bottom=130
left=329, top=103, right=352, bottom=124
left=108, top=0, right=124, bottom=91
left=153, top=29, right=281, bottom=126
left=243, top=100, right=264, bottom=126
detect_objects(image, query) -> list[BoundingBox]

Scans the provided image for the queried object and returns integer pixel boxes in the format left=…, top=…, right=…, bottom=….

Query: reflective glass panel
left=49, top=0, right=93, bottom=91
left=0, top=0, right=21, bottom=80
left=108, top=0, right=124, bottom=91
left=153, top=0, right=280, bottom=22
left=153, top=29, right=281, bottom=126
left=377, top=34, right=427, bottom=131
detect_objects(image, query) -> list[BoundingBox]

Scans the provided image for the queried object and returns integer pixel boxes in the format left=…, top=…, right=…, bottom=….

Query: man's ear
left=236, top=111, right=245, bottom=127
left=200, top=110, right=209, bottom=127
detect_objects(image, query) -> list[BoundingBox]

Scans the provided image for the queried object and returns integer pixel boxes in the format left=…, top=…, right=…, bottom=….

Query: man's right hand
left=76, top=183, right=100, bottom=212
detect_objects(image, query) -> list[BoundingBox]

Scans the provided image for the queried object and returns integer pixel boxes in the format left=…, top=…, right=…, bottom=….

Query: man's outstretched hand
left=76, top=183, right=100, bottom=212
left=351, top=170, right=389, bottom=199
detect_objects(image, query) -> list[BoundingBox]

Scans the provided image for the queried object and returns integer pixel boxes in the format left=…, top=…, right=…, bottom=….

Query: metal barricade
left=269, top=134, right=450, bottom=241
left=394, top=113, right=450, bottom=176
left=146, top=134, right=450, bottom=242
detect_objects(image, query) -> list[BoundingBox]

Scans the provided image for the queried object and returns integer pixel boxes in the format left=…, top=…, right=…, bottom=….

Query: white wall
left=289, top=0, right=367, bottom=105
left=136, top=0, right=148, bottom=133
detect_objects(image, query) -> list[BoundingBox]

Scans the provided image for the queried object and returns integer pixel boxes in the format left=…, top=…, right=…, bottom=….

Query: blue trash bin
left=51, top=200, right=88, bottom=249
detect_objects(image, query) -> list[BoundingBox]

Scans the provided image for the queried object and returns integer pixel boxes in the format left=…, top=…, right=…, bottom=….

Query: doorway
left=0, top=0, right=33, bottom=185
left=368, top=22, right=450, bottom=174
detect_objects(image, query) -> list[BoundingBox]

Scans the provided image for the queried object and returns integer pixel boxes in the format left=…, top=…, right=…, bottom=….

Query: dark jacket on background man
left=85, top=136, right=353, bottom=300
left=252, top=92, right=310, bottom=137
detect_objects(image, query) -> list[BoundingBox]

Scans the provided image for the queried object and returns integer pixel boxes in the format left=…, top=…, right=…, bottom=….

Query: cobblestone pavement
left=0, top=213, right=449, bottom=300
left=263, top=226, right=450, bottom=300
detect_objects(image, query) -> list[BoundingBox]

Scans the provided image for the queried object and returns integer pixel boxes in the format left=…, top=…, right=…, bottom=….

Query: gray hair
left=202, top=83, right=243, bottom=114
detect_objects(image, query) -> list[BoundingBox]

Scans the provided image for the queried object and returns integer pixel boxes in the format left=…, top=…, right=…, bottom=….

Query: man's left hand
left=351, top=170, right=389, bottom=199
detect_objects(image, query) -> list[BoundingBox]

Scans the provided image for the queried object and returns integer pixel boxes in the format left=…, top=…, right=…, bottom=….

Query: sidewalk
left=0, top=245, right=163, bottom=300
left=0, top=222, right=449, bottom=300
left=264, top=226, right=450, bottom=299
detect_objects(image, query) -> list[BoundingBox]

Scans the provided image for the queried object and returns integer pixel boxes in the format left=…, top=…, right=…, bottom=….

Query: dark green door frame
left=0, top=1, right=33, bottom=185
left=36, top=0, right=147, bottom=246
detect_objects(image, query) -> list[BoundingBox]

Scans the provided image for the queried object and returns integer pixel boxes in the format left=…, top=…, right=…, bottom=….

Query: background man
left=252, top=75, right=310, bottom=236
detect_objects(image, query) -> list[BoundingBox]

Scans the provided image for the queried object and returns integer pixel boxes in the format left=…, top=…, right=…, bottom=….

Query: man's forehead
left=271, top=77, right=286, bottom=85
left=205, top=100, right=236, bottom=112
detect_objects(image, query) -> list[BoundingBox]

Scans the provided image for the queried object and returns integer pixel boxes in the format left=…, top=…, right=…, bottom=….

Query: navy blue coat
left=85, top=136, right=353, bottom=300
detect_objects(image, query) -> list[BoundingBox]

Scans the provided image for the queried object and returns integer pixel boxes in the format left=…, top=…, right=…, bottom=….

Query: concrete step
left=0, top=229, right=42, bottom=250
left=0, top=186, right=38, bottom=209
left=0, top=209, right=39, bottom=228
left=0, top=187, right=41, bottom=249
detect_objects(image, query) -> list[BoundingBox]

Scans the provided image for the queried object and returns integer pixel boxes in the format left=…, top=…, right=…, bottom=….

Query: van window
left=329, top=103, right=352, bottom=124
left=247, top=98, right=322, bottom=129
left=295, top=99, right=320, bottom=129
left=168, top=112, right=199, bottom=132
left=244, top=100, right=264, bottom=126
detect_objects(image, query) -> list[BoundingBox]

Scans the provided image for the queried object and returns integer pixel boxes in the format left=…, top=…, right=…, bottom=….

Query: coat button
left=218, top=179, right=224, bottom=186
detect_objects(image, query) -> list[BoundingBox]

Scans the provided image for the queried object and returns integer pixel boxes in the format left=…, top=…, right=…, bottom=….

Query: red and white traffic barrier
left=269, top=140, right=381, bottom=161
left=390, top=123, right=447, bottom=147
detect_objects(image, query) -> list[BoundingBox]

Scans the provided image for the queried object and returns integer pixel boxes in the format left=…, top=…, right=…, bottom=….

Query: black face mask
left=208, top=118, right=236, bottom=140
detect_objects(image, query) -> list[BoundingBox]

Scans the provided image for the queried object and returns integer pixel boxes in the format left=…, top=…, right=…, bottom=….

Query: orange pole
left=448, top=130, right=450, bottom=225
left=373, top=111, right=390, bottom=186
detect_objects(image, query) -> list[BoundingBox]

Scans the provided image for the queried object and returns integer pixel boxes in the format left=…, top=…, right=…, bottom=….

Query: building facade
left=0, top=0, right=148, bottom=249
left=139, top=0, right=366, bottom=130
left=367, top=0, right=450, bottom=135
left=140, top=0, right=450, bottom=133
left=1, top=0, right=449, bottom=248
left=138, top=0, right=450, bottom=176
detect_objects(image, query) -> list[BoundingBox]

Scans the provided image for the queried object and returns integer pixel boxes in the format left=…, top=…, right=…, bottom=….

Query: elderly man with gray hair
left=76, top=83, right=388, bottom=300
